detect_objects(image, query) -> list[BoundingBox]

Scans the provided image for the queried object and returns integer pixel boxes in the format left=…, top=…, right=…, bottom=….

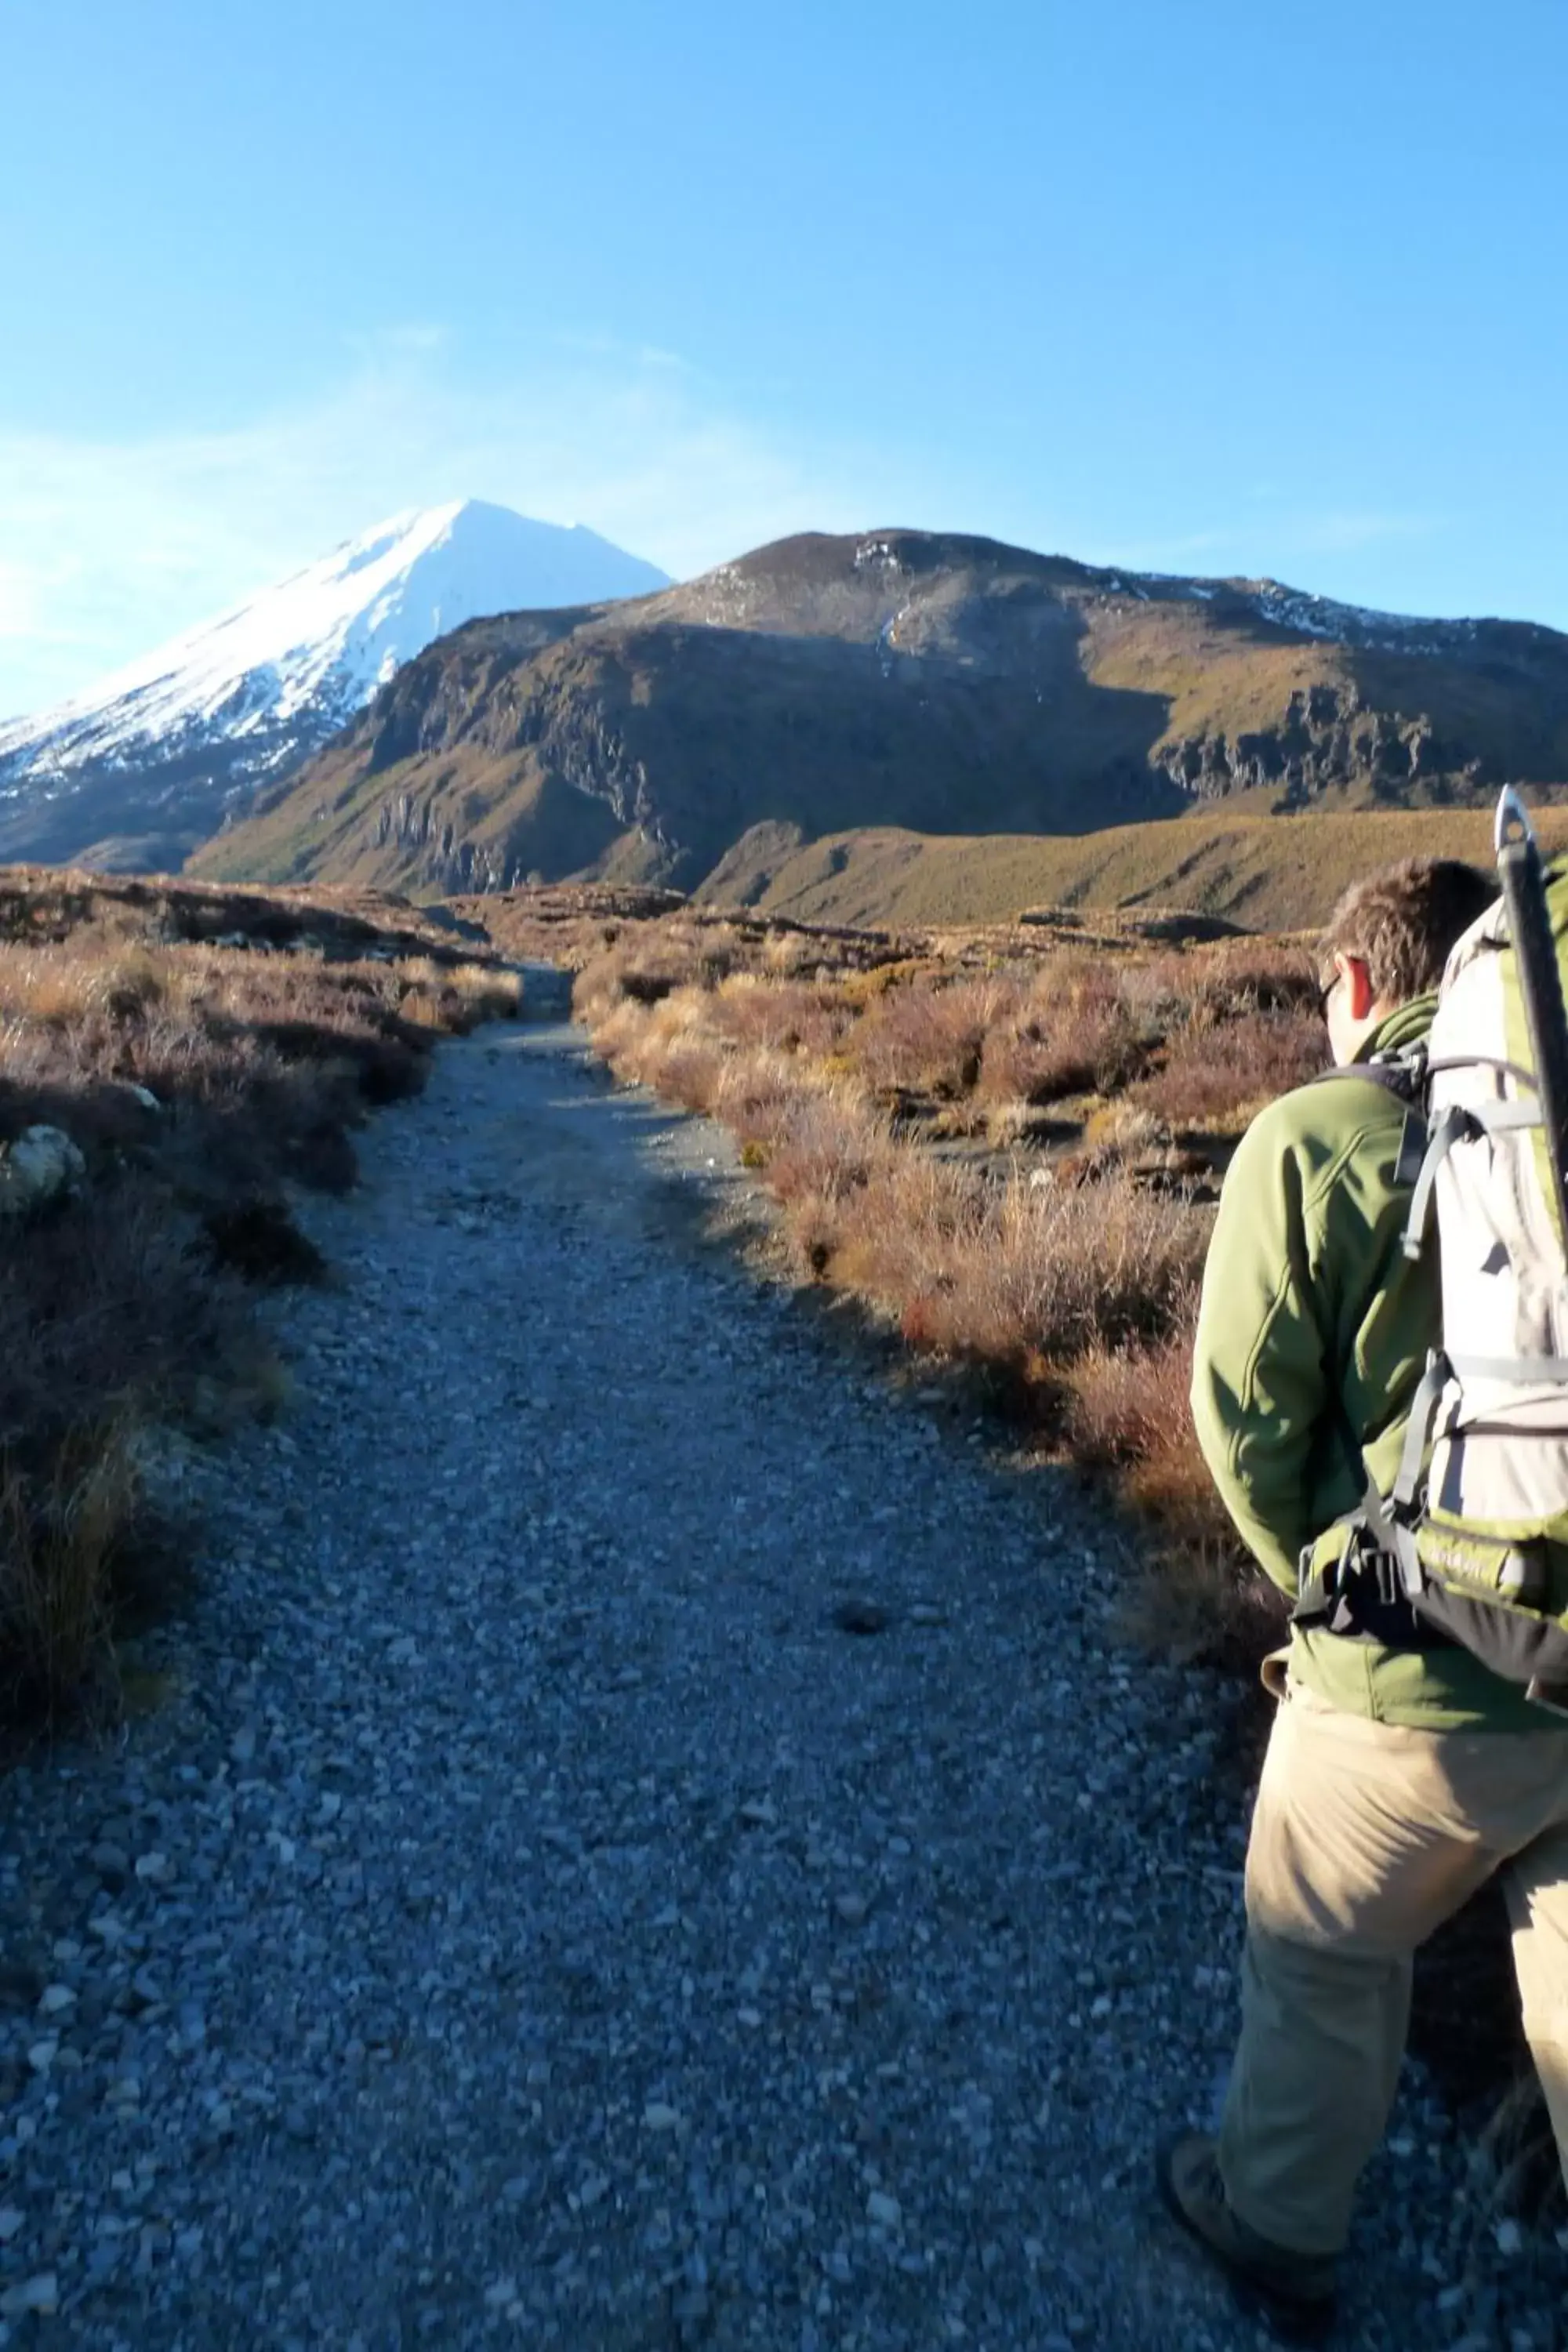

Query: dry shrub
left=1133, top=1004, right=1327, bottom=1130
left=977, top=974, right=1152, bottom=1108
left=1110, top=953, right=1196, bottom=1035
left=708, top=975, right=852, bottom=1062
left=0, top=1180, right=239, bottom=1453
left=761, top=929, right=829, bottom=978
left=1117, top=1524, right=1289, bottom=1671
left=586, top=978, right=743, bottom=1116
left=766, top=1091, right=898, bottom=1208
left=1186, top=938, right=1318, bottom=1021
left=0, top=1180, right=248, bottom=1722
left=592, top=982, right=709, bottom=1080
left=1062, top=1326, right=1210, bottom=1525
left=0, top=938, right=442, bottom=1175
left=851, top=978, right=1015, bottom=1100
left=652, top=1040, right=727, bottom=1115
left=760, top=1093, right=900, bottom=1281
left=894, top=1172, right=1207, bottom=1367
left=0, top=1423, right=138, bottom=1719
left=710, top=1049, right=811, bottom=1152
left=1062, top=1328, right=1289, bottom=1667
left=202, top=1199, right=328, bottom=1286
left=831, top=1154, right=987, bottom=1315
left=0, top=876, right=522, bottom=1729
left=1080, top=1102, right=1168, bottom=1166
left=396, top=956, right=524, bottom=1033
left=572, top=918, right=756, bottom=1029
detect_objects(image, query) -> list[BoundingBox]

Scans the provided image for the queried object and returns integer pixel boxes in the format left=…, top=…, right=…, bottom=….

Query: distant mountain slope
left=691, top=804, right=1568, bottom=934
left=194, top=528, right=1568, bottom=899
left=0, top=501, right=669, bottom=871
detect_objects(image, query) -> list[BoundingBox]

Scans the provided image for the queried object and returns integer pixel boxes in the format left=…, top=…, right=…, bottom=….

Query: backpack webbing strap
left=1390, top=1352, right=1451, bottom=1513
left=1394, top=1109, right=1426, bottom=1189
left=1425, top=1054, right=1541, bottom=1092
left=1402, top=1109, right=1472, bottom=1261
left=1401, top=1099, right=1546, bottom=1264
left=1447, top=1352, right=1568, bottom=1382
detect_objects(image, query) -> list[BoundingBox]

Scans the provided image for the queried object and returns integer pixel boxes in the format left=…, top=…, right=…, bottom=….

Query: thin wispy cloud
left=1294, top=510, right=1435, bottom=556
left=0, top=336, right=879, bottom=716
left=1108, top=507, right=1436, bottom=583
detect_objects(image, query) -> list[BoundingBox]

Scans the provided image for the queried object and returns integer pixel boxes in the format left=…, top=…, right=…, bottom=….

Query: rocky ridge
left=196, top=529, right=1568, bottom=903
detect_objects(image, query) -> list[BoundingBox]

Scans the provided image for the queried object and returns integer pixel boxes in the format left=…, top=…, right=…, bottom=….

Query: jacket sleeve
left=1189, top=1107, right=1338, bottom=1595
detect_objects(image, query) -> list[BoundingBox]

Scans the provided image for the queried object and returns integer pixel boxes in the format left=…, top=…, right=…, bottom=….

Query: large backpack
left=1298, top=790, right=1568, bottom=1712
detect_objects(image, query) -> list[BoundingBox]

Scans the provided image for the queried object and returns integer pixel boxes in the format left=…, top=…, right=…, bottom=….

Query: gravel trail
left=0, top=1016, right=1555, bottom=2348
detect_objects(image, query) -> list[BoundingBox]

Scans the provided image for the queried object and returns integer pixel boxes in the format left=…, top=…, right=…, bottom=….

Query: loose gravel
left=2, top=1014, right=1564, bottom=2349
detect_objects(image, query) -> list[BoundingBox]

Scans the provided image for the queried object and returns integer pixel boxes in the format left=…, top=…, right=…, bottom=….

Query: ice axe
left=1496, top=786, right=1568, bottom=1254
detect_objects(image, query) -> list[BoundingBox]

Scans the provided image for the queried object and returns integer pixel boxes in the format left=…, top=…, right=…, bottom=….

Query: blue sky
left=2, top=0, right=1564, bottom=713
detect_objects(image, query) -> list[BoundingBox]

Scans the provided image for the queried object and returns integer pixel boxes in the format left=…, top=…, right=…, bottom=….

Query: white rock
left=1494, top=2216, right=1524, bottom=2256
left=642, top=2101, right=682, bottom=2131
left=0, top=1127, right=85, bottom=1218
left=38, top=1985, right=76, bottom=2016
left=866, top=2190, right=902, bottom=2229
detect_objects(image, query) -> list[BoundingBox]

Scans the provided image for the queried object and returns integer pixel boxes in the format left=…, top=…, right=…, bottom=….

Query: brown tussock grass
left=1131, top=1002, right=1328, bottom=1131
left=0, top=1424, right=138, bottom=1723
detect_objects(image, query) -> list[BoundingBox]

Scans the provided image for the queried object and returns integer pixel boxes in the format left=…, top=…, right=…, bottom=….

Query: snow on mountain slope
left=0, top=500, right=670, bottom=869
left=0, top=499, right=669, bottom=767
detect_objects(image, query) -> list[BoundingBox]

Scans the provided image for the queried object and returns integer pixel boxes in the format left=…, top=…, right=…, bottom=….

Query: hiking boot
left=1156, top=2131, right=1337, bottom=2343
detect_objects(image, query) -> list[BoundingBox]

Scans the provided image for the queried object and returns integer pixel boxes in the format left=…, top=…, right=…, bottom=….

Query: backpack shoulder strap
left=1308, top=1044, right=1428, bottom=1187
left=1307, top=1039, right=1428, bottom=1105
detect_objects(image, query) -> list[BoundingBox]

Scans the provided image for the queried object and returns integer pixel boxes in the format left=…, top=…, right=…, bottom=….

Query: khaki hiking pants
left=1218, top=1671, right=1568, bottom=2256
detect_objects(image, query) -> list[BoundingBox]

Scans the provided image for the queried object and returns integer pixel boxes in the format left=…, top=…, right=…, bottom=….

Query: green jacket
left=1190, top=995, right=1547, bottom=1730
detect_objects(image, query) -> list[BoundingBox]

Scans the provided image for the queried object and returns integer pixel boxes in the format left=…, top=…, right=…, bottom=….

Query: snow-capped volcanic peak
left=0, top=500, right=670, bottom=779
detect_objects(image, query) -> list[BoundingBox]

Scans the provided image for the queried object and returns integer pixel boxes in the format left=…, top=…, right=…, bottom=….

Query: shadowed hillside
left=192, top=529, right=1568, bottom=901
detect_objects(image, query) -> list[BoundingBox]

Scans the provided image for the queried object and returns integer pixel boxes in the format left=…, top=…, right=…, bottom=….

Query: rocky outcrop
left=1155, top=684, right=1475, bottom=808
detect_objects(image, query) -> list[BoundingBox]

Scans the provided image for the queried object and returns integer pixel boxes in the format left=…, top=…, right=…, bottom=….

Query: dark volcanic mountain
left=194, top=529, right=1568, bottom=898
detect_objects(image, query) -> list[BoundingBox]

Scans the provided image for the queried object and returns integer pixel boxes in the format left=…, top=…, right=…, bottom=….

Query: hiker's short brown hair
left=1319, top=857, right=1497, bottom=1006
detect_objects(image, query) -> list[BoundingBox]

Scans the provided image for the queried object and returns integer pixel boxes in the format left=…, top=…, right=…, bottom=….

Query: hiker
left=1162, top=852, right=1568, bottom=2341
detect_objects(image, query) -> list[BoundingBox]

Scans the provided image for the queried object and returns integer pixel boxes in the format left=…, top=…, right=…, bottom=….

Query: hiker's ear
left=1338, top=953, right=1376, bottom=1023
